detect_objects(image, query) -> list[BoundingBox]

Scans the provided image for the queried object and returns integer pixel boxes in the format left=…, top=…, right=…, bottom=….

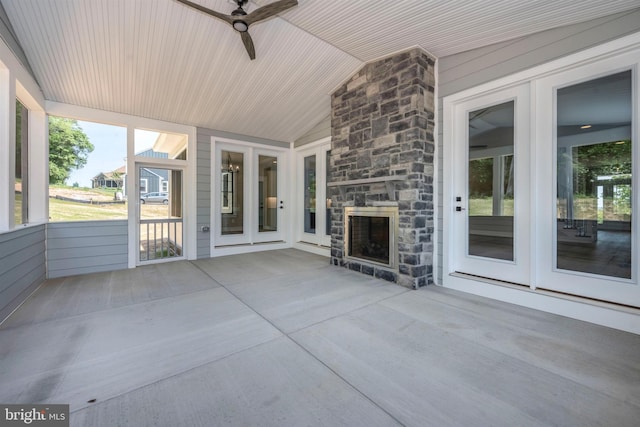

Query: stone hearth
left=329, top=48, right=435, bottom=289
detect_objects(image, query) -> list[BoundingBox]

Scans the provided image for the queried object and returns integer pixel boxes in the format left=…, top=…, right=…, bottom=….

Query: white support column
left=127, top=126, right=136, bottom=268
left=0, top=65, right=16, bottom=231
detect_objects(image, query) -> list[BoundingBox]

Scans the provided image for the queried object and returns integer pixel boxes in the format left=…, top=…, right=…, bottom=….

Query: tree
left=49, top=117, right=94, bottom=184
left=572, top=140, right=631, bottom=195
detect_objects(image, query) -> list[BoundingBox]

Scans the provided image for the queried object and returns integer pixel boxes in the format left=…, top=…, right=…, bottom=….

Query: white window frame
left=139, top=178, right=148, bottom=194
left=0, top=46, right=47, bottom=232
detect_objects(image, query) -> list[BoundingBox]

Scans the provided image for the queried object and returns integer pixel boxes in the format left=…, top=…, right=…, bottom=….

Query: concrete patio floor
left=1, top=249, right=639, bottom=426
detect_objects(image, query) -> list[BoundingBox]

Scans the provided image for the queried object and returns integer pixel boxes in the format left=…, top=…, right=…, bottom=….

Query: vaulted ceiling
left=2, top=0, right=639, bottom=142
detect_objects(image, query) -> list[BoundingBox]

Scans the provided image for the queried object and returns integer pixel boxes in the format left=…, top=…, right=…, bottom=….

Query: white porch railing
left=139, top=218, right=183, bottom=261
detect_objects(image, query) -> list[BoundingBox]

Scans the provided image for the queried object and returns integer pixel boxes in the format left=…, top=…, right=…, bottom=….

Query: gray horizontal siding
left=435, top=11, right=640, bottom=284
left=0, top=225, right=46, bottom=321
left=47, top=220, right=128, bottom=279
left=201, top=127, right=290, bottom=149
left=439, top=8, right=640, bottom=98
left=294, top=115, right=331, bottom=148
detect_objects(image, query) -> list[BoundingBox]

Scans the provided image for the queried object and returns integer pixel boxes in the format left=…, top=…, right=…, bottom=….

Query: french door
left=214, top=142, right=285, bottom=246
left=450, top=84, right=530, bottom=284
left=535, top=58, right=639, bottom=307
left=296, top=141, right=331, bottom=247
left=447, top=53, right=639, bottom=308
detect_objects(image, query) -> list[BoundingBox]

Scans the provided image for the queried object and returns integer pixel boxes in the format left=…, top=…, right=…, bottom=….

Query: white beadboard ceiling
left=2, top=0, right=639, bottom=142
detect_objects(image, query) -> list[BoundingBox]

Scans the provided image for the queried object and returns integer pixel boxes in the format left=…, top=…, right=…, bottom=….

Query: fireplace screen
left=345, top=207, right=398, bottom=268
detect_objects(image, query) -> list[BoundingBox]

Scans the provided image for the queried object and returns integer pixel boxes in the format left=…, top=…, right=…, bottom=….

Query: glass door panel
left=468, top=101, right=515, bottom=261
left=323, top=149, right=331, bottom=246
left=555, top=71, right=633, bottom=280
left=258, top=154, right=278, bottom=233
left=304, top=154, right=316, bottom=234
left=254, top=149, right=284, bottom=243
left=221, top=150, right=244, bottom=236
left=296, top=143, right=331, bottom=247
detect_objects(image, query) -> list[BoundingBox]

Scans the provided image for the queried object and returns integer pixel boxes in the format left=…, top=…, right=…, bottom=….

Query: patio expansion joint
left=0, top=284, right=227, bottom=332
left=190, top=261, right=410, bottom=426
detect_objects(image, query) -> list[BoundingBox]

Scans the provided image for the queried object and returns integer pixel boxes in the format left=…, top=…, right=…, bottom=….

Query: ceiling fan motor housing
left=176, top=0, right=299, bottom=59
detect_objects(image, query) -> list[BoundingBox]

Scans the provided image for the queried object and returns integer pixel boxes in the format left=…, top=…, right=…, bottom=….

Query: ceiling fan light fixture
left=232, top=20, right=248, bottom=32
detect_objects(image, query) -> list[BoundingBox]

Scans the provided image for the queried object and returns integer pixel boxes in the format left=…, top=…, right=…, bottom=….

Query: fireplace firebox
left=344, top=206, right=398, bottom=269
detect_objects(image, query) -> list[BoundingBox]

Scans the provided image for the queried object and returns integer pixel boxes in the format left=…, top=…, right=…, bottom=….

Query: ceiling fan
left=175, top=0, right=298, bottom=60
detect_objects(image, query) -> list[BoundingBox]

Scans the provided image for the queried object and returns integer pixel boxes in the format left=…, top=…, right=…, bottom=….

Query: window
left=15, top=99, right=28, bottom=226
left=140, top=178, right=148, bottom=194
left=48, top=117, right=127, bottom=222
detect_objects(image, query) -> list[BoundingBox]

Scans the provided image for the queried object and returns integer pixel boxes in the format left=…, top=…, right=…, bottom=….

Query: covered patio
left=1, top=249, right=638, bottom=426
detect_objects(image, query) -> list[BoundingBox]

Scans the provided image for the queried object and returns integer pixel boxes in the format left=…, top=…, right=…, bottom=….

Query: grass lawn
left=469, top=198, right=514, bottom=216
left=470, top=197, right=630, bottom=222
left=15, top=193, right=22, bottom=225
left=49, top=198, right=169, bottom=221
left=49, top=198, right=128, bottom=221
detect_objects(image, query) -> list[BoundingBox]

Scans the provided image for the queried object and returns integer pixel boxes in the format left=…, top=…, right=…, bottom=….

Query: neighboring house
left=91, top=165, right=125, bottom=189
left=1, top=1, right=640, bottom=333
left=138, top=167, right=169, bottom=194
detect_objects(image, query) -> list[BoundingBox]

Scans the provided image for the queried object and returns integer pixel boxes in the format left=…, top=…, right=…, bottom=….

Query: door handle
left=456, top=206, right=466, bottom=212
left=279, top=201, right=284, bottom=209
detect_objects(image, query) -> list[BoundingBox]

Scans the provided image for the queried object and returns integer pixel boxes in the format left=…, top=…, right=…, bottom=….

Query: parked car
left=140, top=192, right=168, bottom=204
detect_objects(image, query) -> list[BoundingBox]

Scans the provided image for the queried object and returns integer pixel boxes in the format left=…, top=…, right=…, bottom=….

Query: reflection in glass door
left=555, top=71, right=633, bottom=280
left=467, top=101, right=515, bottom=261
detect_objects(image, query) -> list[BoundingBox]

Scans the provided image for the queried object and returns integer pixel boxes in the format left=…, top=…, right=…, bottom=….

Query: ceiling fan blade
left=241, top=31, right=256, bottom=60
left=175, top=0, right=233, bottom=25
left=245, top=0, right=298, bottom=25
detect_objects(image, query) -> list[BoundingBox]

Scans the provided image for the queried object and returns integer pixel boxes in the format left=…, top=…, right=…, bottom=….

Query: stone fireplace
left=329, top=48, right=435, bottom=289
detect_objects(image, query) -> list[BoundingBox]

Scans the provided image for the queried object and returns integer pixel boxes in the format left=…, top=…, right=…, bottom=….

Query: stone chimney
left=329, top=48, right=435, bottom=289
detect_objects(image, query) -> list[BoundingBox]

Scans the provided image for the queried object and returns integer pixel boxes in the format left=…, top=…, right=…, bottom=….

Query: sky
left=66, top=120, right=158, bottom=187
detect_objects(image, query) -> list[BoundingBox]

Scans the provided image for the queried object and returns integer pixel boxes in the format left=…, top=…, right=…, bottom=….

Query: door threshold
left=450, top=272, right=640, bottom=314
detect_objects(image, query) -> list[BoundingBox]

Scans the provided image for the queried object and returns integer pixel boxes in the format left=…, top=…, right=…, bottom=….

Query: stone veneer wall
left=329, top=48, right=435, bottom=289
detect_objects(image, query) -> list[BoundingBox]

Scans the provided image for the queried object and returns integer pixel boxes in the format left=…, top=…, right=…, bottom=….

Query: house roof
left=92, top=167, right=125, bottom=181
left=2, top=0, right=639, bottom=142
